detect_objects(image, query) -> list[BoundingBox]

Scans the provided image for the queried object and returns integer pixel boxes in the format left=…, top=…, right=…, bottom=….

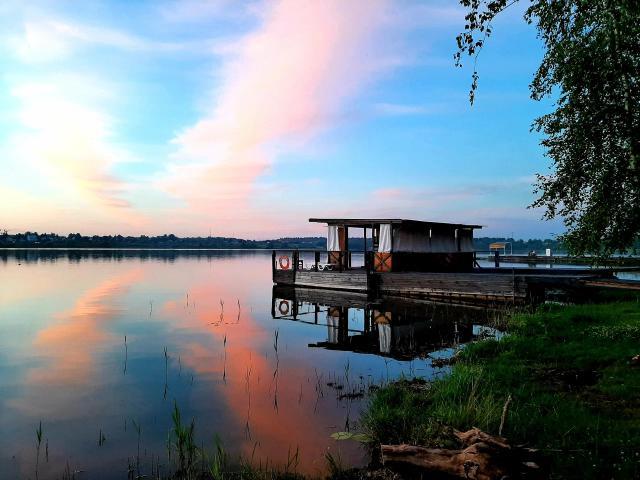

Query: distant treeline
left=0, top=232, right=327, bottom=249
left=0, top=231, right=573, bottom=253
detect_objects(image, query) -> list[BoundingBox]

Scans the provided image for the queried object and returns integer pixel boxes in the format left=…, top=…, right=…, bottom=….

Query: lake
left=0, top=250, right=503, bottom=479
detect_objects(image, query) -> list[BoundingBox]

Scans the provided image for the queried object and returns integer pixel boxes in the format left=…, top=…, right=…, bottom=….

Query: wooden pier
left=485, top=253, right=640, bottom=267
left=272, top=218, right=639, bottom=304
left=272, top=251, right=632, bottom=304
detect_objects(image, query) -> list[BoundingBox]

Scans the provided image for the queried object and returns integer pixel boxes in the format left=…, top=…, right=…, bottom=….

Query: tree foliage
left=455, top=0, right=640, bottom=256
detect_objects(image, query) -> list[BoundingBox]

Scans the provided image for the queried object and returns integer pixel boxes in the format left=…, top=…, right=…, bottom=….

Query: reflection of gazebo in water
left=272, top=285, right=496, bottom=361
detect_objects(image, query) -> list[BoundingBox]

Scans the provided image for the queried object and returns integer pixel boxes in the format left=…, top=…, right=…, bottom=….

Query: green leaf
left=330, top=432, right=372, bottom=443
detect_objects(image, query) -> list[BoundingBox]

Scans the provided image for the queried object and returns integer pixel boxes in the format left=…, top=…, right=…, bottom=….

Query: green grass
left=165, top=403, right=306, bottom=480
left=363, top=300, right=640, bottom=479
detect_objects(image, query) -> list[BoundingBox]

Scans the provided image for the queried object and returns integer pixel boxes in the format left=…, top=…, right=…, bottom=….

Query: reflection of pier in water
left=271, top=286, right=502, bottom=361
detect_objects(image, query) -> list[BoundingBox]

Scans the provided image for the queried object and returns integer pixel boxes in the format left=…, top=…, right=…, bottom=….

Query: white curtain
left=378, top=224, right=392, bottom=252
left=327, top=225, right=340, bottom=251
left=378, top=323, right=391, bottom=354
left=327, top=312, right=339, bottom=344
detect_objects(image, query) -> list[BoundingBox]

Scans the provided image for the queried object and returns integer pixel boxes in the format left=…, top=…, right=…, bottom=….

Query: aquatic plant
left=223, top=334, right=227, bottom=383
left=283, top=446, right=299, bottom=475
left=123, top=335, right=128, bottom=375
left=61, top=460, right=76, bottom=480
left=207, top=435, right=228, bottom=480
left=35, top=420, right=43, bottom=480
left=171, top=401, right=198, bottom=479
left=164, top=346, right=169, bottom=399
left=131, top=419, right=142, bottom=478
left=273, top=329, right=279, bottom=354
left=324, top=451, right=346, bottom=478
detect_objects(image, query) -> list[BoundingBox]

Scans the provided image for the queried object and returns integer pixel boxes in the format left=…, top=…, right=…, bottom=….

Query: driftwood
left=381, top=428, right=541, bottom=480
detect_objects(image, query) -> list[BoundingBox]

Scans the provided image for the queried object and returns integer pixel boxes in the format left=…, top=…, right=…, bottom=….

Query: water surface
left=0, top=250, right=499, bottom=479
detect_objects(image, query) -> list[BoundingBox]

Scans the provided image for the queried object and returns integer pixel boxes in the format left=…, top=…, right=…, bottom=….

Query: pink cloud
left=159, top=0, right=400, bottom=236
left=372, top=187, right=405, bottom=199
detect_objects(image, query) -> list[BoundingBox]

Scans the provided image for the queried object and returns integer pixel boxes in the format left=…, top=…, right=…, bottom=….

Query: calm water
left=0, top=250, right=500, bottom=479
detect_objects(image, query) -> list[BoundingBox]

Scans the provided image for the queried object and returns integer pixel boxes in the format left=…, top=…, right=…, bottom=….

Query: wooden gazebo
left=309, top=218, right=482, bottom=273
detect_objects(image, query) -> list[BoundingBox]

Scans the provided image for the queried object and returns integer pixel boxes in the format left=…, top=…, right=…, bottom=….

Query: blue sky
left=0, top=0, right=563, bottom=239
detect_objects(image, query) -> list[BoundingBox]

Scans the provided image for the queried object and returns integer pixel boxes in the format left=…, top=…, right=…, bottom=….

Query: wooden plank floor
left=293, top=271, right=368, bottom=292
left=378, top=272, right=525, bottom=303
left=273, top=268, right=623, bottom=303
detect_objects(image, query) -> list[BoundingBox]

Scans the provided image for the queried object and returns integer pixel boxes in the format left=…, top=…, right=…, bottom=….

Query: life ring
left=278, top=300, right=290, bottom=315
left=278, top=255, right=290, bottom=270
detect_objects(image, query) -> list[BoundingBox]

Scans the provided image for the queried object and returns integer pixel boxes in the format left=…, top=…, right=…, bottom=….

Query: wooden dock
left=272, top=251, right=636, bottom=304
left=486, top=253, right=640, bottom=267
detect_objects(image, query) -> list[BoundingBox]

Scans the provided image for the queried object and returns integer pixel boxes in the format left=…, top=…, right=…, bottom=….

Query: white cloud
left=10, top=18, right=218, bottom=62
left=2, top=77, right=144, bottom=226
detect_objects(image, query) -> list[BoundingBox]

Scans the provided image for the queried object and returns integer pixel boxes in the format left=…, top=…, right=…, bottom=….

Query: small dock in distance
left=484, top=252, right=640, bottom=267
left=272, top=218, right=638, bottom=305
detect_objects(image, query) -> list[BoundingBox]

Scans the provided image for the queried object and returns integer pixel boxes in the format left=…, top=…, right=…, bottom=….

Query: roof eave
left=308, top=218, right=483, bottom=229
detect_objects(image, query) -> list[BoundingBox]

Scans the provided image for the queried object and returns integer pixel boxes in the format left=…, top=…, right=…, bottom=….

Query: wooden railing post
left=270, top=287, right=276, bottom=317
left=272, top=250, right=276, bottom=274
left=315, top=251, right=320, bottom=271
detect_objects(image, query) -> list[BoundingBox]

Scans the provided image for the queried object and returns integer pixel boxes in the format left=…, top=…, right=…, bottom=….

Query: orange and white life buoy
left=278, top=255, right=290, bottom=270
left=278, top=300, right=290, bottom=315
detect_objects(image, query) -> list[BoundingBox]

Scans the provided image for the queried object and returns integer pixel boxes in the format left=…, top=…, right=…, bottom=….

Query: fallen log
left=381, top=428, right=542, bottom=480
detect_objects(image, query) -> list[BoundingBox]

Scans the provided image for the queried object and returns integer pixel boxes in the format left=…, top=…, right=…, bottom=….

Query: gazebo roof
left=309, top=218, right=482, bottom=229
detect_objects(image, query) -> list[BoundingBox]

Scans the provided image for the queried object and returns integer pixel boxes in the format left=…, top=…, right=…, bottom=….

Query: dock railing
left=272, top=249, right=371, bottom=274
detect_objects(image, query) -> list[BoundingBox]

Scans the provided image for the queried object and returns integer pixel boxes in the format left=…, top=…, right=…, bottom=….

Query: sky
left=0, top=0, right=563, bottom=239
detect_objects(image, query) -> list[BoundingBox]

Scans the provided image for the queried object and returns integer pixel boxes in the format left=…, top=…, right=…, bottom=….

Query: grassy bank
left=363, top=299, right=640, bottom=479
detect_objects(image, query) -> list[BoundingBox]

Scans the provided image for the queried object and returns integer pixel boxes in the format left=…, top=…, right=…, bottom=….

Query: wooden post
left=494, top=250, right=500, bottom=268
left=363, top=227, right=367, bottom=254
left=339, top=307, right=348, bottom=344
left=272, top=250, right=276, bottom=275
left=344, top=226, right=349, bottom=269
left=270, top=289, right=276, bottom=318
left=315, top=251, right=320, bottom=271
